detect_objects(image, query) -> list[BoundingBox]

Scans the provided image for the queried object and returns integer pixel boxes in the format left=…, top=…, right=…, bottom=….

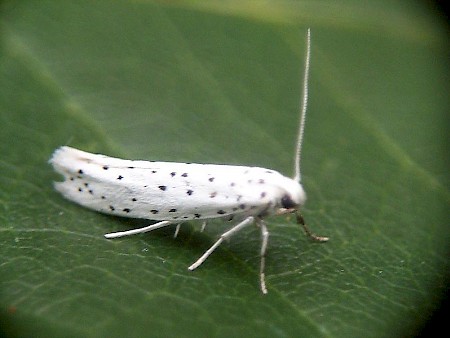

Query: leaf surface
left=1, top=1, right=448, bottom=337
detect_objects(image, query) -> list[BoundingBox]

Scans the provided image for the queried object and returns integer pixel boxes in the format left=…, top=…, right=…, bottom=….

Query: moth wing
left=50, top=146, right=278, bottom=220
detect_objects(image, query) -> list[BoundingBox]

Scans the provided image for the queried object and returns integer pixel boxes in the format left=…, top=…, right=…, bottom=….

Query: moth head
left=277, top=179, right=306, bottom=213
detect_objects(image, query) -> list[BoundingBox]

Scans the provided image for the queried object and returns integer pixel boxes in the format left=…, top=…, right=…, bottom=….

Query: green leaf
left=1, top=1, right=448, bottom=337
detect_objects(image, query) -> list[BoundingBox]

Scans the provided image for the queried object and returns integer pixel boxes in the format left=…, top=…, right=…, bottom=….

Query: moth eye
left=281, top=194, right=297, bottom=209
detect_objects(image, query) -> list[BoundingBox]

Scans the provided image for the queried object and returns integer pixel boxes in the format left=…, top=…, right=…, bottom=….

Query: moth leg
left=173, top=223, right=181, bottom=238
left=104, top=220, right=173, bottom=239
left=296, top=212, right=329, bottom=242
left=258, top=219, right=269, bottom=294
left=188, top=216, right=255, bottom=271
left=200, top=221, right=207, bottom=232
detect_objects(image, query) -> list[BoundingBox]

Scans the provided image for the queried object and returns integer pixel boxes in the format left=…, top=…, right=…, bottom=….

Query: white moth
left=49, top=29, right=328, bottom=294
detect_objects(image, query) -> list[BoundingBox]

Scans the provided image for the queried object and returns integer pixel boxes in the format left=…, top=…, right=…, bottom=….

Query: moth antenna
left=293, top=28, right=311, bottom=183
